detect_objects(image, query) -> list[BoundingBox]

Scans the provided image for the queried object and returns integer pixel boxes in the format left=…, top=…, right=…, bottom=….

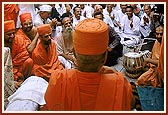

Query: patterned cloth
left=3, top=47, right=16, bottom=110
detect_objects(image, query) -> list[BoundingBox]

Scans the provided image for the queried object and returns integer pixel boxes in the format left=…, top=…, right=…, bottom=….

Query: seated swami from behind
left=44, top=18, right=133, bottom=111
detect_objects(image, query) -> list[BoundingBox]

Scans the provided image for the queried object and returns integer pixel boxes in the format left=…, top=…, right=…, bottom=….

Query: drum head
left=124, top=52, right=142, bottom=58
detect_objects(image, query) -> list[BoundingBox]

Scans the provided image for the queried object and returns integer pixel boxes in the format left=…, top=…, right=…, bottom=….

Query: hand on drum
left=144, top=57, right=151, bottom=63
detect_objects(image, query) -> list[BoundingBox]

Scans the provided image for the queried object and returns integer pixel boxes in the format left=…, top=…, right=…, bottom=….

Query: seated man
left=31, top=24, right=64, bottom=81
left=94, top=12, right=123, bottom=66
left=4, top=20, right=33, bottom=85
left=119, top=5, right=141, bottom=47
left=16, top=12, right=39, bottom=55
left=44, top=18, right=139, bottom=111
left=136, top=25, right=164, bottom=87
left=56, top=16, right=77, bottom=69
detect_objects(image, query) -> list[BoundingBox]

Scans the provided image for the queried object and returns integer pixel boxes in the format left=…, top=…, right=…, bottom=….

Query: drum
left=139, top=50, right=152, bottom=71
left=123, top=52, right=144, bottom=79
left=139, top=50, right=152, bottom=59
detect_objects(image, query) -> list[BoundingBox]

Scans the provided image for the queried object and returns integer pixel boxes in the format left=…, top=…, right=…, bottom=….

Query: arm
left=27, top=31, right=39, bottom=55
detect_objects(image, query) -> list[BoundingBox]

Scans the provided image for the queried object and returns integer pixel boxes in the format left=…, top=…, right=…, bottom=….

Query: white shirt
left=139, top=13, right=151, bottom=37
left=16, top=4, right=36, bottom=28
left=34, top=13, right=51, bottom=27
left=72, top=16, right=86, bottom=27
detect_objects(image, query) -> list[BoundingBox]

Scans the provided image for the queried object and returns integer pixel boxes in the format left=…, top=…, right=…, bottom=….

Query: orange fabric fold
left=73, top=18, right=109, bottom=55
left=20, top=12, right=32, bottom=23
left=4, top=20, right=15, bottom=32
left=157, top=36, right=164, bottom=82
left=32, top=39, right=63, bottom=79
left=12, top=34, right=33, bottom=81
left=37, top=24, right=52, bottom=36
left=4, top=4, right=19, bottom=24
left=15, top=29, right=32, bottom=48
left=136, top=40, right=162, bottom=87
left=45, top=69, right=132, bottom=110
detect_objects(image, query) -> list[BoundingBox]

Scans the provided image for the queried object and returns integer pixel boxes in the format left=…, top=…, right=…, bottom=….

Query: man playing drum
left=136, top=25, right=164, bottom=87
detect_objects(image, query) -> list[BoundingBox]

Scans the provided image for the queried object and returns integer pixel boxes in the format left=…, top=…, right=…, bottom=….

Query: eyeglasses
left=156, top=33, right=163, bottom=36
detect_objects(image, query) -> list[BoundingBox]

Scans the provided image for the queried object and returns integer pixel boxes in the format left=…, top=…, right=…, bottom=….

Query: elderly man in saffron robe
left=44, top=18, right=137, bottom=111
left=31, top=24, right=64, bottom=81
left=4, top=20, right=33, bottom=88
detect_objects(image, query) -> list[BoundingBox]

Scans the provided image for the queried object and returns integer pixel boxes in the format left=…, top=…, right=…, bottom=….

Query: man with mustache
left=4, top=20, right=33, bottom=88
left=31, top=24, right=64, bottom=82
left=56, top=16, right=77, bottom=69
left=136, top=25, right=164, bottom=87
left=15, top=12, right=39, bottom=55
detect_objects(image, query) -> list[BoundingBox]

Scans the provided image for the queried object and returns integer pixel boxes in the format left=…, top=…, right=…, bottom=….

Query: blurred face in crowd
left=4, top=29, right=16, bottom=44
left=95, top=5, right=103, bottom=13
left=74, top=7, right=81, bottom=20
left=40, top=11, right=51, bottom=20
left=120, top=4, right=127, bottom=13
left=94, top=14, right=103, bottom=21
left=62, top=17, right=73, bottom=41
left=126, top=7, right=133, bottom=18
left=41, top=32, right=52, bottom=46
left=155, top=26, right=164, bottom=43
left=62, top=17, right=72, bottom=29
left=144, top=5, right=151, bottom=16
left=21, top=19, right=33, bottom=32
left=106, top=4, right=113, bottom=13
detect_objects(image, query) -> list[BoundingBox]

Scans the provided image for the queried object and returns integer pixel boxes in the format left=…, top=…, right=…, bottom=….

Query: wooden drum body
left=123, top=52, right=144, bottom=79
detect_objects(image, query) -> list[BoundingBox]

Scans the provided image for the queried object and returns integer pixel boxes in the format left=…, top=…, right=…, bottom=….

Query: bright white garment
left=72, top=16, right=86, bottom=27
left=114, top=10, right=126, bottom=33
left=81, top=5, right=92, bottom=18
left=34, top=13, right=51, bottom=27
left=140, top=13, right=151, bottom=37
left=6, top=76, right=48, bottom=111
left=16, top=4, right=36, bottom=28
left=55, top=4, right=66, bottom=16
left=119, top=14, right=141, bottom=47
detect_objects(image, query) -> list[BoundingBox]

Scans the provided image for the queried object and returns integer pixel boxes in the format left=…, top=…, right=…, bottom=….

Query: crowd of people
left=3, top=3, right=164, bottom=111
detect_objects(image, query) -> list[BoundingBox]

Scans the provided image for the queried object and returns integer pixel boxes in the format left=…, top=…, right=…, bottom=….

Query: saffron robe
left=45, top=69, right=132, bottom=111
left=32, top=39, right=64, bottom=79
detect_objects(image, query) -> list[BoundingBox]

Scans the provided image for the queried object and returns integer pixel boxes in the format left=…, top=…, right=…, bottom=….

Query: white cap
left=39, top=5, right=52, bottom=12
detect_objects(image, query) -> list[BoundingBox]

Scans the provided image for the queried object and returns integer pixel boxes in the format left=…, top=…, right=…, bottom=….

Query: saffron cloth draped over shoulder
left=31, top=24, right=63, bottom=79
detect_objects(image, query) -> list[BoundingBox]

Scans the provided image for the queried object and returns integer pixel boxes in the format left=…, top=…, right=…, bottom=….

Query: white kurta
left=120, top=14, right=141, bottom=47
left=140, top=13, right=151, bottom=37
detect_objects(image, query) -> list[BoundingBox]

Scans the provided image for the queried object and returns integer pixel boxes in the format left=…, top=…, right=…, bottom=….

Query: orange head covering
left=20, top=12, right=32, bottom=23
left=4, top=20, right=15, bottom=32
left=73, top=18, right=108, bottom=55
left=37, top=24, right=52, bottom=36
